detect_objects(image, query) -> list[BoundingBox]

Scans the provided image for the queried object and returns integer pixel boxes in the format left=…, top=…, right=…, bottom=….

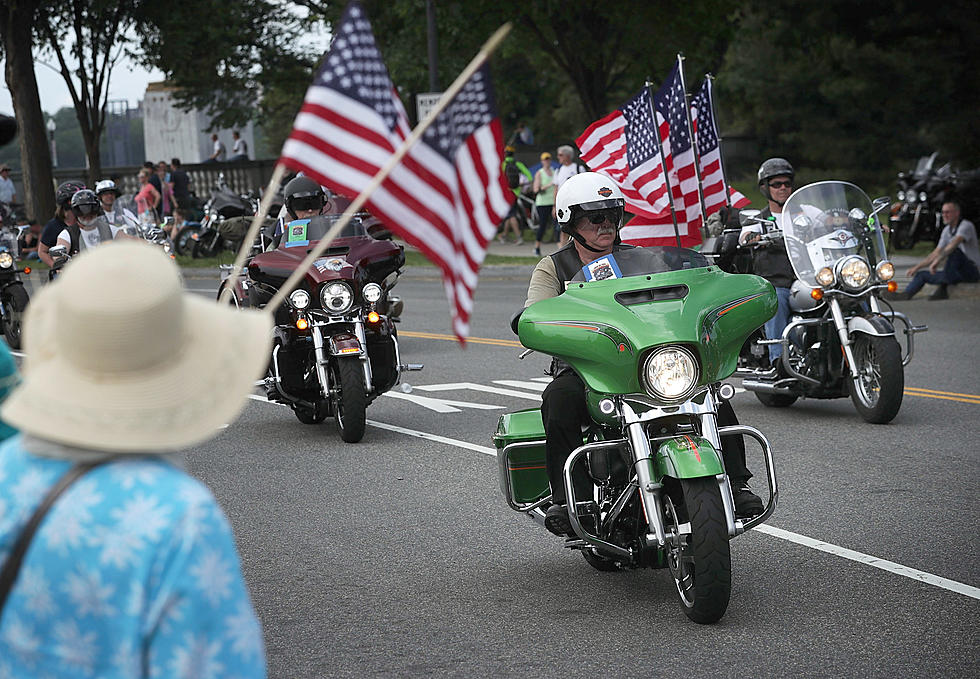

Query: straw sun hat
left=1, top=241, right=272, bottom=452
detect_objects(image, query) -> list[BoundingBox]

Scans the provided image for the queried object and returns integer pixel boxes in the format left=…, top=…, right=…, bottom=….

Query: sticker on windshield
left=284, top=219, right=311, bottom=247
left=582, top=255, right=622, bottom=281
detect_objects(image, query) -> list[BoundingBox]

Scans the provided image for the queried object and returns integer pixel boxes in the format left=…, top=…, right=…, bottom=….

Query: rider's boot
left=545, top=504, right=574, bottom=536
left=731, top=478, right=764, bottom=519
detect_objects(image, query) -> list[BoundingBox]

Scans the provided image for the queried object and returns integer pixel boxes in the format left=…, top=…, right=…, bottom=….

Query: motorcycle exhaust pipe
left=741, top=378, right=797, bottom=395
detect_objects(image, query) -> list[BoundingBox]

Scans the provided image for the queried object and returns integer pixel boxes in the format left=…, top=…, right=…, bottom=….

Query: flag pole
left=705, top=73, right=733, bottom=212
left=264, top=22, right=512, bottom=311
left=646, top=76, right=682, bottom=248
left=677, top=53, right=707, bottom=239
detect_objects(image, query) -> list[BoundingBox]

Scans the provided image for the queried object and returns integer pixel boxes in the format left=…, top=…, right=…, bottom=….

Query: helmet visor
left=72, top=202, right=101, bottom=216
left=290, top=194, right=324, bottom=213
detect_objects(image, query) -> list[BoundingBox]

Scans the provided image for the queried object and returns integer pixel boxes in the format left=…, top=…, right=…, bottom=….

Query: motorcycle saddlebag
left=493, top=408, right=549, bottom=505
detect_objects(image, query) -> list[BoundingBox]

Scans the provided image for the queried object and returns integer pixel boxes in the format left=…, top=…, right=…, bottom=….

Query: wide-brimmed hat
left=1, top=242, right=272, bottom=452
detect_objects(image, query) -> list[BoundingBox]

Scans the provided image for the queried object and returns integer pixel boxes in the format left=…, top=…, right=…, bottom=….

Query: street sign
left=416, top=92, right=443, bottom=123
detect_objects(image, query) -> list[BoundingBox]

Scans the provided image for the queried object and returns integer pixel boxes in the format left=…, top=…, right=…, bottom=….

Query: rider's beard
left=77, top=216, right=98, bottom=229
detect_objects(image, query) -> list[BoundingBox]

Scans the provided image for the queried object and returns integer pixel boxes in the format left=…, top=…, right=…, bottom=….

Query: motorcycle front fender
left=847, top=314, right=894, bottom=338
left=328, top=332, right=363, bottom=357
left=654, top=435, right=725, bottom=480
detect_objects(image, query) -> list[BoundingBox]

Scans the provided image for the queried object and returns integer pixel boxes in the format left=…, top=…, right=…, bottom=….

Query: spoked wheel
left=1, top=284, right=29, bottom=350
left=849, top=334, right=904, bottom=423
left=664, top=478, right=731, bottom=624
left=293, top=399, right=329, bottom=424
left=174, top=225, right=200, bottom=256
left=333, top=357, right=367, bottom=443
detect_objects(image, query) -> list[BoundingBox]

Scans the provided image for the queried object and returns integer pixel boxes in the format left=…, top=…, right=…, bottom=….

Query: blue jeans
left=765, top=286, right=792, bottom=361
left=905, top=248, right=980, bottom=298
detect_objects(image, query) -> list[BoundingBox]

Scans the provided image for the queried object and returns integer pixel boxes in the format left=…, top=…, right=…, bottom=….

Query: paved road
left=172, top=270, right=979, bottom=678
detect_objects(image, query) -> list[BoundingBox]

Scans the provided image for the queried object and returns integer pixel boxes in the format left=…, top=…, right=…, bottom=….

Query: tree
left=37, top=0, right=141, bottom=185
left=0, top=0, right=55, bottom=223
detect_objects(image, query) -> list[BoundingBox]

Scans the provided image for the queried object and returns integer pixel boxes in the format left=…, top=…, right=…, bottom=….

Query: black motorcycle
left=0, top=231, right=30, bottom=349
left=889, top=153, right=955, bottom=250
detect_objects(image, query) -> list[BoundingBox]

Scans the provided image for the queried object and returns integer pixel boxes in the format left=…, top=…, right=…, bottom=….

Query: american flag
left=576, top=87, right=670, bottom=219
left=690, top=78, right=749, bottom=215
left=279, top=1, right=510, bottom=342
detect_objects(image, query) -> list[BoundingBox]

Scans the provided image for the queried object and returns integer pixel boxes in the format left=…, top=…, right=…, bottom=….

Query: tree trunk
left=1, top=0, right=55, bottom=225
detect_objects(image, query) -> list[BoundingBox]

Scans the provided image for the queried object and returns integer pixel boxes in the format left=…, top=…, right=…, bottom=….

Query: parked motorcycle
left=889, top=153, right=955, bottom=250
left=495, top=246, right=778, bottom=624
left=730, top=181, right=927, bottom=423
left=0, top=230, right=29, bottom=349
left=219, top=213, right=419, bottom=442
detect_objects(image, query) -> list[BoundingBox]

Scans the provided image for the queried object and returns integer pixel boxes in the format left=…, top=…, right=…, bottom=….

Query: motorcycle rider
left=56, top=189, right=125, bottom=253
left=739, top=158, right=796, bottom=369
left=96, top=179, right=138, bottom=231
left=38, top=180, right=86, bottom=267
left=270, top=175, right=327, bottom=249
left=525, top=172, right=763, bottom=535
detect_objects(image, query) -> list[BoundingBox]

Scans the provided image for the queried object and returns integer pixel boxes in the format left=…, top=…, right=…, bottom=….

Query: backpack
left=504, top=160, right=521, bottom=189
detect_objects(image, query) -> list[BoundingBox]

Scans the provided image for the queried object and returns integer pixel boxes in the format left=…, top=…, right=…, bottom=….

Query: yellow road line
left=398, top=331, right=980, bottom=404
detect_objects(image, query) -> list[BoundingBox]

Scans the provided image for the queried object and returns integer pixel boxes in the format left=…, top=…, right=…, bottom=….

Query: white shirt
left=0, top=176, right=14, bottom=203
left=213, top=138, right=226, bottom=160
left=58, top=223, right=124, bottom=249
left=233, top=137, right=248, bottom=156
left=939, top=218, right=980, bottom=268
left=553, top=163, right=582, bottom=191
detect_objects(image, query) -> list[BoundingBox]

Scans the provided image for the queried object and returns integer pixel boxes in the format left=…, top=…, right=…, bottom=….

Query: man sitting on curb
left=890, top=199, right=980, bottom=300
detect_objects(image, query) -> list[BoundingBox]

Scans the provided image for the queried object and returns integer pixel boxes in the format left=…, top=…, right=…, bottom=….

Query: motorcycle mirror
left=49, top=245, right=67, bottom=257
left=848, top=208, right=867, bottom=221
left=792, top=215, right=812, bottom=229
left=738, top=209, right=761, bottom=227
left=871, top=196, right=891, bottom=214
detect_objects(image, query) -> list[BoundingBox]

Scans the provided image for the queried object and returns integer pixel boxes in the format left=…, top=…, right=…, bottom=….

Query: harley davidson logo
left=836, top=230, right=851, bottom=244
left=598, top=187, right=613, bottom=197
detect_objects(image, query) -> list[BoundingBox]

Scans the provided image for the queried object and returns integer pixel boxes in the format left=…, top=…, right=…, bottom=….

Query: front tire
left=1, top=284, right=29, bottom=350
left=174, top=225, right=200, bottom=256
left=754, top=391, right=798, bottom=408
left=294, top=399, right=329, bottom=424
left=334, top=358, right=367, bottom=443
left=666, top=478, right=731, bottom=624
left=849, top=334, right=904, bottom=423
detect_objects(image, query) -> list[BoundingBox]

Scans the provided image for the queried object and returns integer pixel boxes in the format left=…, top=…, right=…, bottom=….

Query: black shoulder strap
left=0, top=461, right=103, bottom=617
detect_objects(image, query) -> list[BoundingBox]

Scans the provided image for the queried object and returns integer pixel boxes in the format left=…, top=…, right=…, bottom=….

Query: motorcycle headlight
left=642, top=346, right=699, bottom=402
left=896, top=190, right=906, bottom=201
left=815, top=266, right=835, bottom=287
left=0, top=252, right=12, bottom=269
left=289, top=289, right=311, bottom=309
left=321, top=281, right=353, bottom=314
left=838, top=256, right=871, bottom=290
left=876, top=260, right=895, bottom=282
left=918, top=191, right=928, bottom=203
left=362, top=282, right=382, bottom=304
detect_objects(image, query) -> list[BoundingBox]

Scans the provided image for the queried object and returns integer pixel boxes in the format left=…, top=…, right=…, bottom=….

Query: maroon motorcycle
left=219, top=212, right=421, bottom=442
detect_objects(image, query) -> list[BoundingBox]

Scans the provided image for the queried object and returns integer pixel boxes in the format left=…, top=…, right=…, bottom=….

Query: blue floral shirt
left=0, top=437, right=266, bottom=678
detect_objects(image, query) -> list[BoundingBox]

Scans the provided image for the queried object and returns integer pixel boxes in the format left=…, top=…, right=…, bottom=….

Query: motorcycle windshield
left=569, top=247, right=710, bottom=282
left=282, top=214, right=369, bottom=247
left=782, top=181, right=888, bottom=287
left=913, top=152, right=937, bottom=179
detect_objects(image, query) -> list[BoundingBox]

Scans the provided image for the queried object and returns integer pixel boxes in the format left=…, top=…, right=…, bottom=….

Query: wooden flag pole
left=264, top=21, right=512, bottom=311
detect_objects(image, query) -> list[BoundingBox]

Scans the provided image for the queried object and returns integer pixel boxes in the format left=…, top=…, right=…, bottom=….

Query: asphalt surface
left=172, top=269, right=979, bottom=678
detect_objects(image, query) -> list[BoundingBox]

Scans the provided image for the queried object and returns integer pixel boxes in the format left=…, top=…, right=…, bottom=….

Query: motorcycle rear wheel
left=849, top=334, right=904, bottom=424
left=293, top=400, right=329, bottom=424
left=333, top=358, right=367, bottom=443
left=1, top=283, right=29, bottom=350
left=666, top=478, right=731, bottom=624
left=754, top=391, right=797, bottom=408
left=174, top=225, right=200, bottom=256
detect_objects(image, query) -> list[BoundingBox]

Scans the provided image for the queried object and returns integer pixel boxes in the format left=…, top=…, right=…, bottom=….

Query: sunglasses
left=580, top=208, right=621, bottom=227
left=291, top=196, right=323, bottom=212
left=73, top=203, right=100, bottom=216
left=768, top=180, right=793, bottom=189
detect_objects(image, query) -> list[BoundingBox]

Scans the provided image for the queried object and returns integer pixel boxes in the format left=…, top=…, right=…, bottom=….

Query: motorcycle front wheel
left=333, top=357, right=367, bottom=443
left=1, top=283, right=29, bottom=350
left=666, top=478, right=731, bottom=624
left=294, top=399, right=329, bottom=424
left=849, top=334, right=904, bottom=424
left=174, top=225, right=200, bottom=256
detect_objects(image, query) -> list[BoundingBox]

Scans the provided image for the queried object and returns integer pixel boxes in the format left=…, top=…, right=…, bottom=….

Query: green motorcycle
left=493, top=247, right=778, bottom=624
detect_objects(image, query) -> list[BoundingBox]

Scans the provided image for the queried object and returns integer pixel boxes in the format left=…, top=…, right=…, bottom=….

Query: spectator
left=498, top=146, right=532, bottom=245
left=135, top=168, right=161, bottom=227
left=204, top=133, right=226, bottom=163
left=507, top=122, right=534, bottom=147
left=552, top=145, right=584, bottom=245
left=229, top=130, right=249, bottom=162
left=155, top=161, right=175, bottom=217
left=16, top=219, right=41, bottom=260
left=169, top=158, right=192, bottom=209
left=0, top=164, right=15, bottom=205
left=0, top=242, right=271, bottom=677
left=531, top=151, right=556, bottom=256
left=893, top=199, right=980, bottom=300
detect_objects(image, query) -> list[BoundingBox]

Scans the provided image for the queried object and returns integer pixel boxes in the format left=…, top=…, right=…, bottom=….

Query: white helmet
left=554, top=172, right=625, bottom=234
left=95, top=179, right=120, bottom=196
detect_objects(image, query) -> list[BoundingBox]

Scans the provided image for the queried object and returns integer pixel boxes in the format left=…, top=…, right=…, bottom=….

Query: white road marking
left=413, top=381, right=541, bottom=400
left=251, top=391, right=977, bottom=600
left=531, top=377, right=553, bottom=383
left=492, top=379, right=548, bottom=392
left=382, top=391, right=503, bottom=413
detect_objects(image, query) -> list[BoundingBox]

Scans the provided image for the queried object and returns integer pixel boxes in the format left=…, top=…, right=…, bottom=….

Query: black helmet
left=56, top=180, right=87, bottom=209
left=283, top=176, right=325, bottom=219
left=70, top=188, right=101, bottom=217
left=758, top=158, right=794, bottom=204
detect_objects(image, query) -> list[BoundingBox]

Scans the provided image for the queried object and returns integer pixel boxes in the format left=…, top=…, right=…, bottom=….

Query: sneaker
left=533, top=247, right=541, bottom=256
left=731, top=479, right=764, bottom=519
left=544, top=504, right=574, bottom=536
left=515, top=239, right=525, bottom=246
left=928, top=285, right=949, bottom=301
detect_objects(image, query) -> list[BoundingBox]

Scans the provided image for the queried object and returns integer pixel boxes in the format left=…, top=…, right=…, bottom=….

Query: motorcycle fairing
left=847, top=314, right=894, bottom=338
left=519, top=267, right=775, bottom=395
left=328, top=332, right=363, bottom=356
